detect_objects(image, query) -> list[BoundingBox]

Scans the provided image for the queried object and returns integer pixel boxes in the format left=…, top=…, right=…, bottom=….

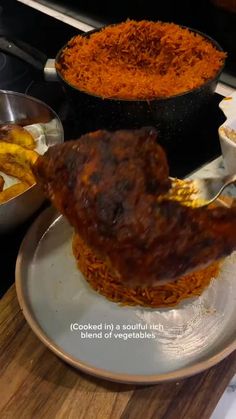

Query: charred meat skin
left=34, top=128, right=236, bottom=285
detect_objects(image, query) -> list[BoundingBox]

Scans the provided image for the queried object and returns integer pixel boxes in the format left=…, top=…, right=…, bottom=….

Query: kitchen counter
left=0, top=285, right=236, bottom=419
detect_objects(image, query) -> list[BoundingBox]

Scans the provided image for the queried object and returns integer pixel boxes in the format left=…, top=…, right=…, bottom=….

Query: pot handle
left=0, top=36, right=47, bottom=71
left=44, top=59, right=58, bottom=82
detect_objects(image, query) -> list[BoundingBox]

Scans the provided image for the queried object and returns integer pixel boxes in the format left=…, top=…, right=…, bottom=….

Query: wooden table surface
left=1, top=285, right=236, bottom=419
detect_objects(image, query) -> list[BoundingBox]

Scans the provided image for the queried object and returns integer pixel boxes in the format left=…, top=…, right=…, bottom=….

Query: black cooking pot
left=0, top=26, right=225, bottom=144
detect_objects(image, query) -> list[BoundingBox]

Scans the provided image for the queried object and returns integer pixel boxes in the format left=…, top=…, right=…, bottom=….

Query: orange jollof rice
left=58, top=20, right=226, bottom=100
left=72, top=233, right=221, bottom=308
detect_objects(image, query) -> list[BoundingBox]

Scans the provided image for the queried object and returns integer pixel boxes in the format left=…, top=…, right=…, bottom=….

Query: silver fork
left=170, top=174, right=236, bottom=207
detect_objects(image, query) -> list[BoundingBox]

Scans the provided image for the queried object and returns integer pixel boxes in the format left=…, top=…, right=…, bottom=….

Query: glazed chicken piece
left=33, top=127, right=236, bottom=285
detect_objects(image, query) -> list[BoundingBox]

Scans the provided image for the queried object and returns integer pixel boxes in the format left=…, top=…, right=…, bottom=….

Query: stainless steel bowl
left=0, top=90, right=64, bottom=233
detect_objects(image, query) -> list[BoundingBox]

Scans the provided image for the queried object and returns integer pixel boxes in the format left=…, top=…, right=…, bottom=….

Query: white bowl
left=219, top=92, right=236, bottom=174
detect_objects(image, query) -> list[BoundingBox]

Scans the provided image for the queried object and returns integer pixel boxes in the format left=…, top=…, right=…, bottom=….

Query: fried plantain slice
left=0, top=124, right=36, bottom=149
left=0, top=141, right=39, bottom=169
left=0, top=182, right=29, bottom=204
left=0, top=175, right=4, bottom=192
left=0, top=162, right=35, bottom=185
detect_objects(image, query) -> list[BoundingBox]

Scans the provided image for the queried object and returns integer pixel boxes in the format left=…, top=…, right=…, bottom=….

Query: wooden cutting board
left=0, top=285, right=236, bottom=419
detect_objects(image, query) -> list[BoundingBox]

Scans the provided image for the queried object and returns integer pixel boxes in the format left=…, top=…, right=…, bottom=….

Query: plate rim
left=15, top=206, right=236, bottom=384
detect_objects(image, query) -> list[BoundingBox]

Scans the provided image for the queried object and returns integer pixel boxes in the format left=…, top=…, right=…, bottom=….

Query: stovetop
left=0, top=1, right=228, bottom=296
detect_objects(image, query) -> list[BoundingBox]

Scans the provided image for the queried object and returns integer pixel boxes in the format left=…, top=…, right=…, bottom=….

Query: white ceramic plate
left=16, top=207, right=236, bottom=384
